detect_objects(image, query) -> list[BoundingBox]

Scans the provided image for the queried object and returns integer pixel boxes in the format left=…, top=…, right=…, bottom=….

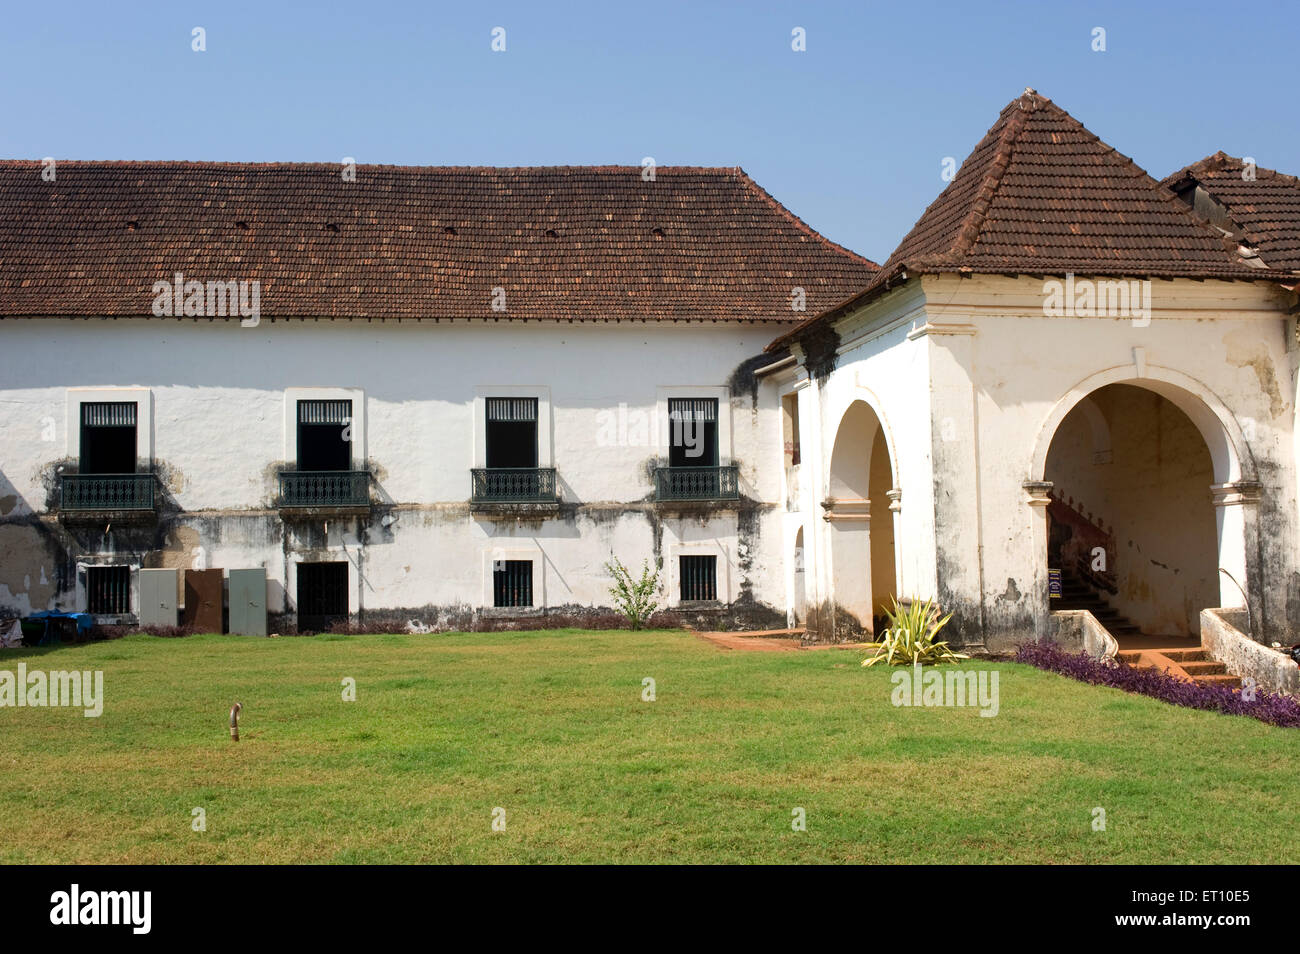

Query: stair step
left=1180, top=661, right=1227, bottom=675
left=1193, top=673, right=1242, bottom=687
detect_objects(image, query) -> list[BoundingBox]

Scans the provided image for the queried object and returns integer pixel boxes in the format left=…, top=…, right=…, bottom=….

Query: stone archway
left=1026, top=367, right=1258, bottom=642
left=825, top=399, right=898, bottom=634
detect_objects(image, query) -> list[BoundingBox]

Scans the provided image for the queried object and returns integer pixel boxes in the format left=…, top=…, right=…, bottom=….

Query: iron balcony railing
left=471, top=467, right=558, bottom=504
left=278, top=470, right=371, bottom=508
left=654, top=465, right=740, bottom=501
left=60, top=473, right=156, bottom=511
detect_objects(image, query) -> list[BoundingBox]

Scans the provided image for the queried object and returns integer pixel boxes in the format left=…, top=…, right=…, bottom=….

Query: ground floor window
left=87, top=565, right=130, bottom=614
left=493, top=560, right=533, bottom=608
left=297, top=562, right=349, bottom=631
left=679, top=555, right=718, bottom=602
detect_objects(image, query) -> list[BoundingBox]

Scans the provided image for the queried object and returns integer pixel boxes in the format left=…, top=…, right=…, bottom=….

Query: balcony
left=471, top=467, right=559, bottom=515
left=59, top=473, right=156, bottom=520
left=278, top=470, right=371, bottom=512
left=654, top=465, right=740, bottom=502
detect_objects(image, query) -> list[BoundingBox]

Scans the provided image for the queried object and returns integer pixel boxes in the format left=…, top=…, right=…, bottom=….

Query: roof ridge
left=943, top=89, right=1034, bottom=263
left=733, top=167, right=879, bottom=268
left=0, top=159, right=749, bottom=174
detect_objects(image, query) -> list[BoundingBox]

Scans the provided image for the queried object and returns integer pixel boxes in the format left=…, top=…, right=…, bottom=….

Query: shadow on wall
left=0, top=466, right=65, bottom=615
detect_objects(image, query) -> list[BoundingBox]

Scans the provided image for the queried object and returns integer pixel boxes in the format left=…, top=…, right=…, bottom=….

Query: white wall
left=0, top=318, right=792, bottom=625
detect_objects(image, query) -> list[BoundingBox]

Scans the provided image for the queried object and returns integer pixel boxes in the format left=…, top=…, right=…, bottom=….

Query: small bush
left=1016, top=641, right=1300, bottom=729
left=605, top=557, right=661, bottom=630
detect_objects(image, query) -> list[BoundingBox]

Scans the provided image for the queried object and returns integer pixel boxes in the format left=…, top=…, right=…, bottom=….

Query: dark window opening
left=80, top=402, right=137, bottom=474
left=87, top=565, right=130, bottom=614
left=668, top=398, right=719, bottom=467
left=493, top=560, right=533, bottom=608
left=486, top=397, right=538, bottom=469
left=297, top=400, right=352, bottom=471
left=782, top=393, right=801, bottom=467
left=297, top=562, right=349, bottom=632
left=680, top=555, right=718, bottom=602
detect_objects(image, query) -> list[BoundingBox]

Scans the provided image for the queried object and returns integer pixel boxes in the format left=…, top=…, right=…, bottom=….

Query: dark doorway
left=80, top=402, right=137, bottom=474
left=297, top=400, right=352, bottom=471
left=486, top=397, right=538, bottom=468
left=668, top=398, right=718, bottom=467
left=297, top=562, right=349, bottom=632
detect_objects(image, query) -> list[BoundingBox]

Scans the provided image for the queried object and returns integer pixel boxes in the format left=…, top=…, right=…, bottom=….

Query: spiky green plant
left=862, top=597, right=968, bottom=667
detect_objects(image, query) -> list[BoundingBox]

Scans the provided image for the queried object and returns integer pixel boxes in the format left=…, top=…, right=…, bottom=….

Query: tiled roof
left=1161, top=153, right=1300, bottom=271
left=770, top=89, right=1293, bottom=352
left=0, top=162, right=876, bottom=321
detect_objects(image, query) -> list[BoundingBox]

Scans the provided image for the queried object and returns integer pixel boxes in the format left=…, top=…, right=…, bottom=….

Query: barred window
left=87, top=565, right=130, bottom=615
left=493, top=560, right=533, bottom=608
left=679, top=555, right=718, bottom=602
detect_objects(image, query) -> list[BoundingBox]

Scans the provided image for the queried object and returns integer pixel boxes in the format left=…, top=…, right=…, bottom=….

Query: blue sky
left=3, top=0, right=1295, bottom=262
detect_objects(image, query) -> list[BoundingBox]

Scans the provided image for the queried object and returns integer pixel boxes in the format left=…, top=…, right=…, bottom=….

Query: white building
left=0, top=164, right=874, bottom=632
left=3, top=91, right=1299, bottom=651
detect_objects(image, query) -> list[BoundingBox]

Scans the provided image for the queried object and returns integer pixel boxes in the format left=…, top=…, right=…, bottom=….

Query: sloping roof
left=1161, top=152, right=1300, bottom=271
left=769, top=89, right=1291, bottom=352
left=0, top=162, right=876, bottom=321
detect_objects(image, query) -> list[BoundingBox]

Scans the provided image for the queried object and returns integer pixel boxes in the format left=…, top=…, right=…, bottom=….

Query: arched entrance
left=792, top=526, right=807, bottom=623
left=1029, top=370, right=1257, bottom=643
left=826, top=399, right=898, bottom=634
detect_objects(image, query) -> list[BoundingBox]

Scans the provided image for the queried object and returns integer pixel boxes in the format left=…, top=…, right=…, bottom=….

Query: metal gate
left=183, top=568, right=225, bottom=633
left=296, top=562, right=348, bottom=633
left=138, top=568, right=179, bottom=627
left=228, top=568, right=268, bottom=636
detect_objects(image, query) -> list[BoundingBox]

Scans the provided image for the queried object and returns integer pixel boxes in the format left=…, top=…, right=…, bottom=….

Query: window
left=668, top=398, right=718, bottom=467
left=87, top=565, right=130, bottom=614
left=679, top=555, right=718, bottom=602
left=782, top=393, right=801, bottom=467
left=297, top=400, right=352, bottom=471
left=80, top=402, right=137, bottom=474
left=486, top=398, right=538, bottom=468
left=297, top=562, right=349, bottom=632
left=493, top=560, right=533, bottom=607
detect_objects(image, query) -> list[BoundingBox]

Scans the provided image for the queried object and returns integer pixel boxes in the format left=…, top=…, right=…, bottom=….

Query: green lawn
left=1, top=628, right=1296, bottom=864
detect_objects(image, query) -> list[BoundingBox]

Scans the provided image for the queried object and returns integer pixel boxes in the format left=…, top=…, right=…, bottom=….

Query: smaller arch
left=1030, top=364, right=1254, bottom=485
left=823, top=386, right=901, bottom=494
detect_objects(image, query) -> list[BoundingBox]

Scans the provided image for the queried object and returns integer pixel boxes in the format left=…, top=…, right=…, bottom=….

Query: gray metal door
left=228, top=568, right=267, bottom=636
left=138, top=568, right=178, bottom=628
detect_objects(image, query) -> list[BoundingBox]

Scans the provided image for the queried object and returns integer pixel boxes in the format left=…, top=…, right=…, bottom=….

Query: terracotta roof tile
left=769, top=89, right=1294, bottom=352
left=1161, top=152, right=1300, bottom=271
left=0, top=162, right=876, bottom=321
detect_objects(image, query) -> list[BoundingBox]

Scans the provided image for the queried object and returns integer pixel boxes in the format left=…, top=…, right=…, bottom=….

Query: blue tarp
left=23, top=611, right=94, bottom=645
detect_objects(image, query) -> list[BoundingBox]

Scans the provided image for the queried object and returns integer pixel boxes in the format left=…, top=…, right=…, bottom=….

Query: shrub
left=862, top=597, right=968, bottom=667
left=1016, top=641, right=1300, bottom=729
left=605, top=557, right=661, bottom=630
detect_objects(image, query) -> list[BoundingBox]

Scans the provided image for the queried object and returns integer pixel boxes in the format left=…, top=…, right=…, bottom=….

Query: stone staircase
left=1115, top=646, right=1241, bottom=689
left=1056, top=566, right=1238, bottom=688
left=1054, top=567, right=1142, bottom=638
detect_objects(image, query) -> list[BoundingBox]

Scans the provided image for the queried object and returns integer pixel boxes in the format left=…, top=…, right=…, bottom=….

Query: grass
left=1, top=628, right=1297, bottom=864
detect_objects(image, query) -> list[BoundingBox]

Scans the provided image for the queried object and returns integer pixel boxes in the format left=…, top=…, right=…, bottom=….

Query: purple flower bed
left=1015, top=642, right=1300, bottom=729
